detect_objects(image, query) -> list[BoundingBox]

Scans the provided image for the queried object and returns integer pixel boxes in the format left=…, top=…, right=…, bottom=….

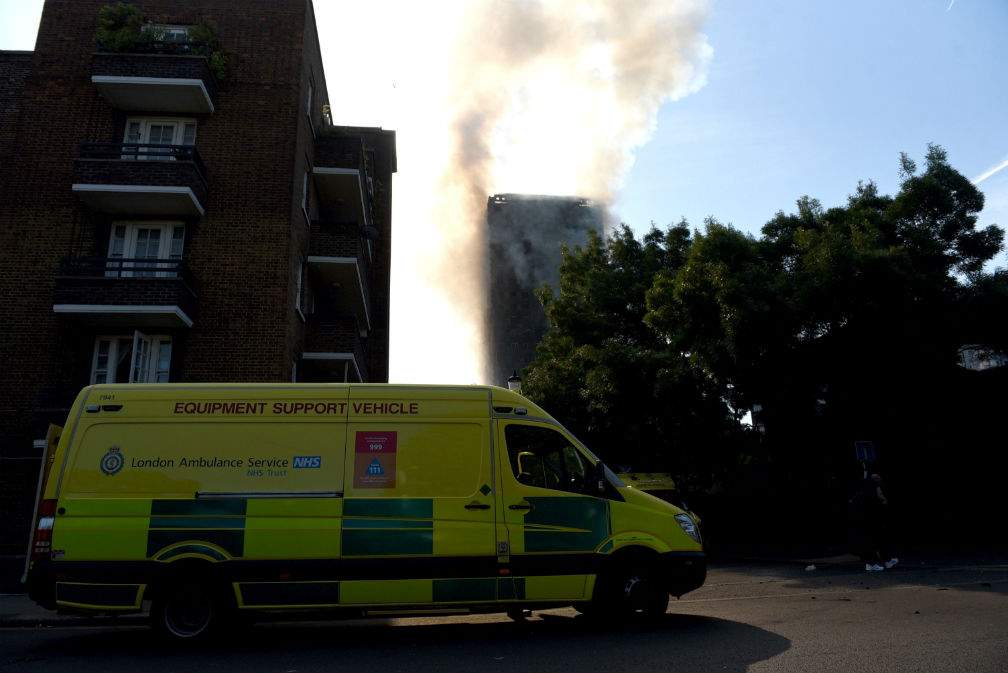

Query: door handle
left=465, top=501, right=491, bottom=510
left=508, top=502, right=532, bottom=511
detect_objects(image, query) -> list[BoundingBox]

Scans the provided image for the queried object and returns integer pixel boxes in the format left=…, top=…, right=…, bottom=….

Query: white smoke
left=314, top=0, right=712, bottom=384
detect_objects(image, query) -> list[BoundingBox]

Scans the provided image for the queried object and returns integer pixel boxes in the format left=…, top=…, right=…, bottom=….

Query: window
left=181, top=122, right=197, bottom=146
left=295, top=259, right=305, bottom=314
left=123, top=118, right=197, bottom=160
left=306, top=80, right=314, bottom=120
left=92, top=332, right=172, bottom=384
left=504, top=423, right=590, bottom=495
left=142, top=23, right=190, bottom=45
left=107, top=222, right=184, bottom=277
left=302, top=172, right=309, bottom=213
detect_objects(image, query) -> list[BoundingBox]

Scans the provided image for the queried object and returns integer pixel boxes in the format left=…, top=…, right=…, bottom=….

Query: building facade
left=485, top=194, right=604, bottom=388
left=0, top=0, right=395, bottom=555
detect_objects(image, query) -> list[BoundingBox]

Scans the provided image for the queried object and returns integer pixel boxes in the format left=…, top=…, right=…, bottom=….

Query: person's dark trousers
left=873, top=511, right=893, bottom=561
left=848, top=509, right=878, bottom=564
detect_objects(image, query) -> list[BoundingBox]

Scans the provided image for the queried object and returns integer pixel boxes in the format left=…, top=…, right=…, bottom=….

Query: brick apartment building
left=0, top=0, right=396, bottom=555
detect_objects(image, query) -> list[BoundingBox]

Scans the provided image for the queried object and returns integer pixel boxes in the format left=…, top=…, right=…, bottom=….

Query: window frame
left=305, top=77, right=315, bottom=135
left=301, top=171, right=310, bottom=223
left=90, top=332, right=172, bottom=384
left=301, top=154, right=315, bottom=227
left=295, top=258, right=306, bottom=321
left=503, top=421, right=595, bottom=496
left=123, top=117, right=197, bottom=161
left=106, top=221, right=185, bottom=277
left=142, top=23, right=191, bottom=45
left=123, top=117, right=197, bottom=144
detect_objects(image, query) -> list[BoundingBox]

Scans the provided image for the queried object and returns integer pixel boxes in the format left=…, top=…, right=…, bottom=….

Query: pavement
left=0, top=594, right=147, bottom=629
left=0, top=557, right=1006, bottom=672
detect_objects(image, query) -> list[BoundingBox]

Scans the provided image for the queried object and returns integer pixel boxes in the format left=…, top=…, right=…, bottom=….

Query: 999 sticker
left=353, top=431, right=397, bottom=489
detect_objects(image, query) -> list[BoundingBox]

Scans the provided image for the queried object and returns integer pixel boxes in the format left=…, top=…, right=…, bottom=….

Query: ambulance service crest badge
left=100, top=446, right=124, bottom=476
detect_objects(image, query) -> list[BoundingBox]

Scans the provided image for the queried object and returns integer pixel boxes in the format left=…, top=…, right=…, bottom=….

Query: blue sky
left=613, top=0, right=1008, bottom=270
left=3, top=0, right=1005, bottom=263
left=3, top=0, right=1004, bottom=383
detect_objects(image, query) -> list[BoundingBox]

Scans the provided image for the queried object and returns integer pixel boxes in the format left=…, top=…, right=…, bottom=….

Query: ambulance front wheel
left=619, top=565, right=670, bottom=618
left=151, top=579, right=219, bottom=641
left=591, top=558, right=669, bottom=620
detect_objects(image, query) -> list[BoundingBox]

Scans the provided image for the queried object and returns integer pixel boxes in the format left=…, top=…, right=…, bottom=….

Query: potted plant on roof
left=94, top=3, right=228, bottom=81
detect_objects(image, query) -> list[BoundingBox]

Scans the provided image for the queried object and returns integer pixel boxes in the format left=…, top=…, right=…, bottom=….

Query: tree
left=522, top=147, right=1005, bottom=541
left=523, top=223, right=750, bottom=490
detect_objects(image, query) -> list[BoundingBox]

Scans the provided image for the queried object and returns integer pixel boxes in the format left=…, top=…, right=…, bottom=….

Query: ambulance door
left=496, top=420, right=611, bottom=602
left=340, top=389, right=497, bottom=606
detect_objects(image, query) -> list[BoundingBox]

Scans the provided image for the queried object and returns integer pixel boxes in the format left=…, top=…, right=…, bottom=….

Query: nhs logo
left=293, top=455, right=322, bottom=469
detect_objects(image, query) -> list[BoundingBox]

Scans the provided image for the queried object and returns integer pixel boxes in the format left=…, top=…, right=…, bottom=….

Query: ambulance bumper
left=660, top=551, right=706, bottom=597
left=26, top=559, right=56, bottom=610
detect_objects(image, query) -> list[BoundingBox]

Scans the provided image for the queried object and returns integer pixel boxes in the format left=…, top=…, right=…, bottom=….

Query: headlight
left=675, top=513, right=701, bottom=544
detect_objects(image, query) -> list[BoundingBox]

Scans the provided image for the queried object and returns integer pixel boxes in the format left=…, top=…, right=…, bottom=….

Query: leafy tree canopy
left=523, top=146, right=1006, bottom=496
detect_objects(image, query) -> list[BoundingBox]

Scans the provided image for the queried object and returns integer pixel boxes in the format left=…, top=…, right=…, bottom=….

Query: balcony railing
left=316, top=133, right=366, bottom=171
left=98, top=40, right=205, bottom=57
left=79, top=142, right=208, bottom=186
left=309, top=224, right=372, bottom=279
left=53, top=257, right=198, bottom=328
left=59, top=257, right=195, bottom=283
left=74, top=142, right=209, bottom=215
left=304, top=314, right=370, bottom=382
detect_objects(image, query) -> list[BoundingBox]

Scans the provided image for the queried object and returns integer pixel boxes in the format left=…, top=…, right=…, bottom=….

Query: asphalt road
left=1, top=562, right=1005, bottom=672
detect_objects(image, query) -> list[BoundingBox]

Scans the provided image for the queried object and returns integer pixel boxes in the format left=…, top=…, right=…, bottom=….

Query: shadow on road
left=7, top=613, right=791, bottom=673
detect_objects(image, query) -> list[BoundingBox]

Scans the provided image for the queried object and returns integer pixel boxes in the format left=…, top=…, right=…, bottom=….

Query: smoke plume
left=315, top=1, right=712, bottom=384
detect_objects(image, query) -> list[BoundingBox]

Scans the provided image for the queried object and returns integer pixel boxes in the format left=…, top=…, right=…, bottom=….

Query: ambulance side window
left=505, top=424, right=589, bottom=495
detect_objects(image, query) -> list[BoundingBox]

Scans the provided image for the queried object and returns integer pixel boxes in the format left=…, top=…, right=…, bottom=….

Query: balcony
left=313, top=134, right=376, bottom=232
left=302, top=315, right=369, bottom=383
left=308, top=228, right=371, bottom=334
left=52, top=257, right=197, bottom=329
left=73, top=143, right=208, bottom=217
left=91, top=52, right=217, bottom=114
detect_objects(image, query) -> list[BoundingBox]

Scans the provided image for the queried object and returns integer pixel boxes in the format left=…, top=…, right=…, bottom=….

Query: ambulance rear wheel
left=152, top=580, right=217, bottom=641
left=507, top=608, right=532, bottom=621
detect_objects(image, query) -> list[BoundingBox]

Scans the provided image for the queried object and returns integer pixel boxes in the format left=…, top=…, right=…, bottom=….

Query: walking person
left=867, top=472, right=899, bottom=569
left=849, top=473, right=880, bottom=571
left=857, top=472, right=898, bottom=571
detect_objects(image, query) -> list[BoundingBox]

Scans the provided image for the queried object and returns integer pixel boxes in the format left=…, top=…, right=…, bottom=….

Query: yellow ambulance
left=26, top=384, right=705, bottom=639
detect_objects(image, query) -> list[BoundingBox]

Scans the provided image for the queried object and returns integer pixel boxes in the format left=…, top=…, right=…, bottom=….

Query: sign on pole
left=854, top=440, right=876, bottom=463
